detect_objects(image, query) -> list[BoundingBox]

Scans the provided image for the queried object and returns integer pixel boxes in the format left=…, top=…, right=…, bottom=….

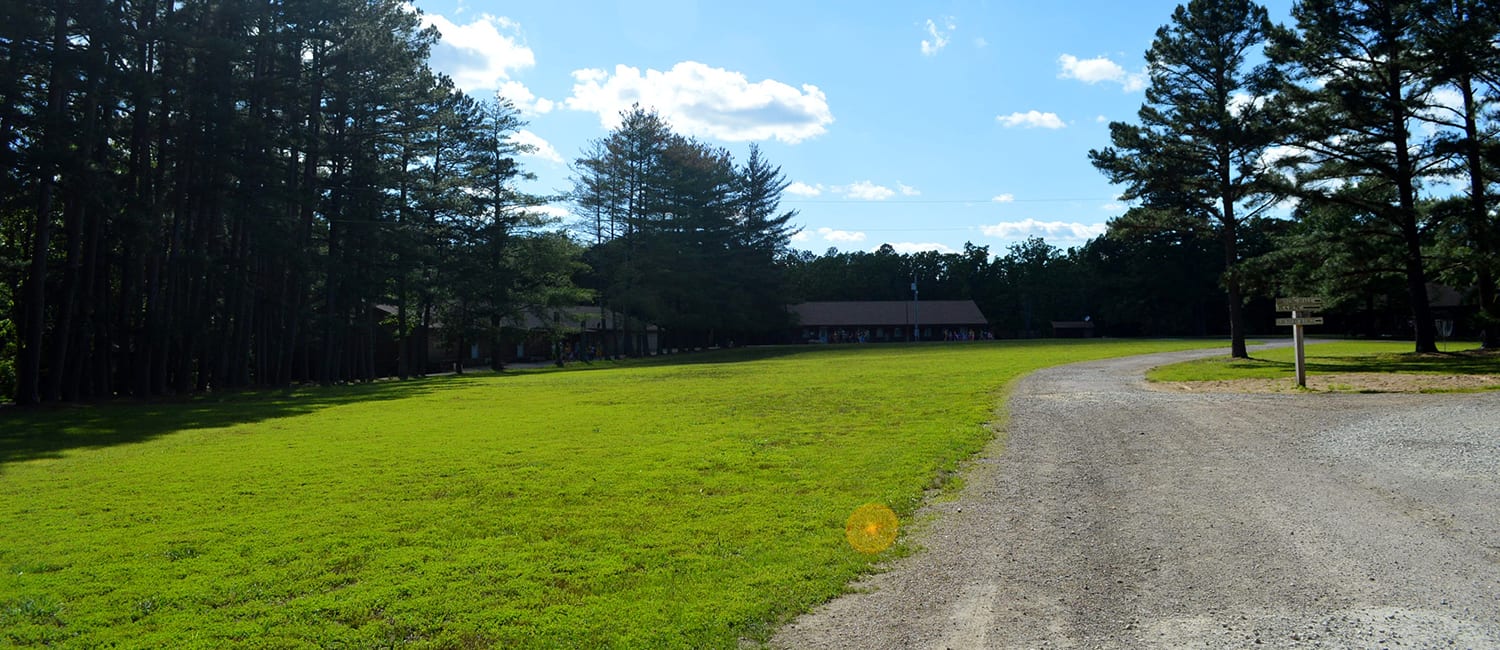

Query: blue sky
left=407, top=0, right=1295, bottom=256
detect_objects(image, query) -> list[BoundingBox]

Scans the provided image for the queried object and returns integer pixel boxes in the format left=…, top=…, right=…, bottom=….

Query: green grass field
left=1146, top=339, right=1499, bottom=383
left=2, top=340, right=1220, bottom=648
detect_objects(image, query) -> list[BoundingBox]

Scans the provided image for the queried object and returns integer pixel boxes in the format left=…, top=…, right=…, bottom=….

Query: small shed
left=1050, top=320, right=1096, bottom=338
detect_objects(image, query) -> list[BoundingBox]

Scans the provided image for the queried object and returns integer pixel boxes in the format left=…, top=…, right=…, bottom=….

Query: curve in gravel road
left=772, top=346, right=1500, bottom=649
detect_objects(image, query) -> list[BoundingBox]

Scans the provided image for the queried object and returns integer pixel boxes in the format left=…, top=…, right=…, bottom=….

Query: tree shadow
left=0, top=373, right=494, bottom=471
left=1258, top=349, right=1500, bottom=375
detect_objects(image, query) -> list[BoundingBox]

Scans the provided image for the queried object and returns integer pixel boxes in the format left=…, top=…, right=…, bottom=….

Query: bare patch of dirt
left=1151, top=372, right=1500, bottom=393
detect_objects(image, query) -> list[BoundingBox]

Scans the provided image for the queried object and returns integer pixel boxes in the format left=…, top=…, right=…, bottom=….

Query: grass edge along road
left=2, top=340, right=1220, bottom=648
left=1146, top=339, right=1499, bottom=392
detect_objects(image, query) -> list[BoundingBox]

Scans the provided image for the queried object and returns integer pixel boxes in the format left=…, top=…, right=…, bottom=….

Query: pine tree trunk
left=1221, top=181, right=1247, bottom=359
left=16, top=0, right=71, bottom=404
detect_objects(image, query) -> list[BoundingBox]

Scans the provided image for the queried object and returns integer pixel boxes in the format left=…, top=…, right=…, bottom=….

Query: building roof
left=511, top=306, right=659, bottom=332
left=791, top=301, right=988, bottom=327
left=375, top=304, right=657, bottom=332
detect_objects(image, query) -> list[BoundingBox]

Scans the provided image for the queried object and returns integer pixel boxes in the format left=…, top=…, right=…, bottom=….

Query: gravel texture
left=771, top=346, right=1500, bottom=649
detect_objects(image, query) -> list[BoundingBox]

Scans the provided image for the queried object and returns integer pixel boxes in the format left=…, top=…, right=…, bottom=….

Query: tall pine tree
left=1268, top=0, right=1447, bottom=353
left=1090, top=0, right=1280, bottom=358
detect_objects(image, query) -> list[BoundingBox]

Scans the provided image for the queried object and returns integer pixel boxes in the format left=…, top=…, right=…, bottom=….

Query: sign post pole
left=1293, top=310, right=1307, bottom=388
left=1275, top=297, right=1323, bottom=389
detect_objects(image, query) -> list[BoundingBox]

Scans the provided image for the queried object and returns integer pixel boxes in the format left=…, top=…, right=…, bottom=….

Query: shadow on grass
left=1261, top=349, right=1500, bottom=375
left=0, top=373, right=495, bottom=471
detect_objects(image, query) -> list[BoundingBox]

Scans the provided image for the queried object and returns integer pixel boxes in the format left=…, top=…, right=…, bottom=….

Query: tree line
left=782, top=230, right=1270, bottom=340
left=785, top=0, right=1499, bottom=353
left=0, top=1, right=803, bottom=403
left=1092, top=0, right=1500, bottom=356
left=570, top=107, right=800, bottom=353
left=0, top=0, right=591, bottom=403
left=4, top=0, right=1496, bottom=403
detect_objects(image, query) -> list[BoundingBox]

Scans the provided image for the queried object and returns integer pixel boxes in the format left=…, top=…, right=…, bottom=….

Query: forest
left=2, top=0, right=1498, bottom=403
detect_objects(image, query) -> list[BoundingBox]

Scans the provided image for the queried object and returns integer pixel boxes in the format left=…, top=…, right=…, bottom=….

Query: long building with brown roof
left=790, top=300, right=989, bottom=343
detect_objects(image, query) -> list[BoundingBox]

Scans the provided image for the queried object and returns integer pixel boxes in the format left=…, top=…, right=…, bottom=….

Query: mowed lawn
left=2, top=340, right=1218, bottom=648
left=1146, top=339, right=1498, bottom=383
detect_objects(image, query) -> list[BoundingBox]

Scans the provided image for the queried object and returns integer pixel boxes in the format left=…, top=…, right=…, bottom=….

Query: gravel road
left=772, top=346, right=1500, bottom=649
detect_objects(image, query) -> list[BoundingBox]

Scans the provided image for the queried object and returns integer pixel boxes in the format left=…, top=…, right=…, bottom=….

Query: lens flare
left=845, top=503, right=899, bottom=554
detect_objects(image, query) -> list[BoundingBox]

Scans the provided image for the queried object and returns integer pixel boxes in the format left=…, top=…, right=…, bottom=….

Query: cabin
left=507, top=306, right=660, bottom=361
left=375, top=304, right=659, bottom=372
left=790, top=300, right=990, bottom=343
left=1050, top=320, right=1096, bottom=338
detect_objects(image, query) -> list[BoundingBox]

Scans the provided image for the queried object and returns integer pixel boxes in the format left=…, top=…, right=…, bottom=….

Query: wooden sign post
left=1275, top=297, right=1324, bottom=388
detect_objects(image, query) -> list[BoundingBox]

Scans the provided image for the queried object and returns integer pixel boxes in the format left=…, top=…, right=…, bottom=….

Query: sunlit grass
left=2, top=340, right=1220, bottom=648
left=1146, top=339, right=1498, bottom=383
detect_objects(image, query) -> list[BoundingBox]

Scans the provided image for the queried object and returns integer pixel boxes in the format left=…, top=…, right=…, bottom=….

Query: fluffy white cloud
left=992, top=193, right=1015, bottom=203
left=1095, top=114, right=1109, bottom=123
left=897, top=182, right=921, bottom=197
left=565, top=61, right=833, bottom=144
left=509, top=129, right=562, bottom=163
left=981, top=219, right=1107, bottom=241
left=921, top=17, right=955, bottom=56
left=883, top=242, right=957, bottom=254
left=834, top=181, right=896, bottom=201
left=790, top=230, right=813, bottom=243
left=997, top=111, right=1066, bottom=129
left=817, top=227, right=867, bottom=243
left=420, top=13, right=537, bottom=92
left=786, top=182, right=824, bottom=197
left=1058, top=54, right=1123, bottom=83
left=1058, top=54, right=1145, bottom=92
left=532, top=204, right=572, bottom=220
left=499, top=81, right=555, bottom=115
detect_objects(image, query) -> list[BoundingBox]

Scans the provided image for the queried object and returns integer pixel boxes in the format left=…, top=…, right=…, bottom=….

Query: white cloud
left=817, top=227, right=867, bottom=243
left=1058, top=54, right=1145, bottom=92
left=897, top=182, right=921, bottom=197
left=420, top=12, right=537, bottom=92
left=981, top=219, right=1107, bottom=241
left=565, top=61, right=833, bottom=144
left=1227, top=91, right=1275, bottom=119
left=834, top=181, right=896, bottom=201
left=509, top=129, right=562, bottom=163
left=1058, top=54, right=1124, bottom=83
left=790, top=230, right=813, bottom=243
left=532, top=204, right=572, bottom=220
left=883, top=242, right=957, bottom=254
left=786, top=182, right=824, bottom=197
left=921, top=17, right=955, bottom=56
left=1100, top=202, right=1126, bottom=212
left=498, top=80, right=555, bottom=115
left=997, top=110, right=1066, bottom=129
left=1259, top=144, right=1303, bottom=170
left=992, top=193, right=1015, bottom=203
left=1095, top=114, right=1108, bottom=123
left=1420, top=87, right=1466, bottom=135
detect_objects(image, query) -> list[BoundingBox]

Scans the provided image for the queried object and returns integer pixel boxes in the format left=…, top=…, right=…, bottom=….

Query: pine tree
left=1268, top=0, right=1447, bottom=353
left=1090, top=0, right=1280, bottom=358
left=1417, top=0, right=1500, bottom=348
